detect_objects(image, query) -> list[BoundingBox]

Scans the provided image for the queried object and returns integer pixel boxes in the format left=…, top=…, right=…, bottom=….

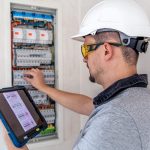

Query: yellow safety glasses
left=81, top=42, right=123, bottom=58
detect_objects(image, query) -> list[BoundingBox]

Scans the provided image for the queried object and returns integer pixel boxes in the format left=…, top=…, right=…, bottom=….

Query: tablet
left=0, top=86, right=47, bottom=147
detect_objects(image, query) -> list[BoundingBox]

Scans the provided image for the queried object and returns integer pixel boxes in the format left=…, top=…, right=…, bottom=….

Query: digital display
left=0, top=89, right=43, bottom=140
left=3, top=91, right=37, bottom=132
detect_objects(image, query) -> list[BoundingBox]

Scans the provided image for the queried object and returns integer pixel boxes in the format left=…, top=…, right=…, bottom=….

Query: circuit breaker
left=11, top=4, right=57, bottom=142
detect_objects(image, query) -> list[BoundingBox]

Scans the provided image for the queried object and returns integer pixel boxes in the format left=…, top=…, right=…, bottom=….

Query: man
left=24, top=0, right=150, bottom=149
left=3, top=0, right=150, bottom=149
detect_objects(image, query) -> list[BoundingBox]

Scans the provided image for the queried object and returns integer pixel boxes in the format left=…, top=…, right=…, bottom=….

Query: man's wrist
left=39, top=84, right=50, bottom=94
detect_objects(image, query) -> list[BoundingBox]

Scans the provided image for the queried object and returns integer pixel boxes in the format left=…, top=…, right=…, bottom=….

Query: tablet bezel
left=0, top=86, right=48, bottom=147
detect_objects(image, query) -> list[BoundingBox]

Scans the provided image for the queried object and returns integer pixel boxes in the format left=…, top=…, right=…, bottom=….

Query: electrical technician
left=3, top=0, right=150, bottom=149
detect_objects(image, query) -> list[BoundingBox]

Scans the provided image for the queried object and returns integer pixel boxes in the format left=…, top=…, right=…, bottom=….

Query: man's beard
left=89, top=74, right=95, bottom=83
left=87, top=63, right=95, bottom=82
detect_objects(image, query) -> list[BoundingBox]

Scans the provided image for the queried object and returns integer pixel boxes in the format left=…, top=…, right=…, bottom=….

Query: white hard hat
left=72, top=0, right=150, bottom=42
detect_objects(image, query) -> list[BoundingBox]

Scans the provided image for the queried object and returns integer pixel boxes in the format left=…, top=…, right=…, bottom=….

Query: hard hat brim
left=71, top=34, right=85, bottom=42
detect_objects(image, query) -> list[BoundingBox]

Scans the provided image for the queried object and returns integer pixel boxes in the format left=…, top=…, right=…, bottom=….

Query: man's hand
left=0, top=120, right=29, bottom=150
left=24, top=68, right=47, bottom=92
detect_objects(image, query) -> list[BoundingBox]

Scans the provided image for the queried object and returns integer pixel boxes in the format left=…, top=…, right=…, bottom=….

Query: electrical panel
left=11, top=4, right=57, bottom=142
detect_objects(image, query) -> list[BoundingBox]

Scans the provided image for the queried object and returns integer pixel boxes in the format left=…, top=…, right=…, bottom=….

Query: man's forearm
left=40, top=85, right=94, bottom=116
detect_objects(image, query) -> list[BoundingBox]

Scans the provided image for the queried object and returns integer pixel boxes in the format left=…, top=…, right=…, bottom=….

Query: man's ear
left=103, top=43, right=113, bottom=61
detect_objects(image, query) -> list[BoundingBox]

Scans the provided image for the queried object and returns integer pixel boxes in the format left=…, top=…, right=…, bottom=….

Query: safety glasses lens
left=81, top=45, right=88, bottom=58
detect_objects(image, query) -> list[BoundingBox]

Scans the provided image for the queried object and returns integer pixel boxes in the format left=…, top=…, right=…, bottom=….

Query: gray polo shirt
left=73, top=87, right=150, bottom=150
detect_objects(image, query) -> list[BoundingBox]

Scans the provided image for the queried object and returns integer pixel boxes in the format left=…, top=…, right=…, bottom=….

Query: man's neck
left=101, top=69, right=137, bottom=90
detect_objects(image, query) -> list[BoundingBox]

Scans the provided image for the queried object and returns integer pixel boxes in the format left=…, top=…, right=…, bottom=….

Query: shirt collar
left=93, top=74, right=148, bottom=107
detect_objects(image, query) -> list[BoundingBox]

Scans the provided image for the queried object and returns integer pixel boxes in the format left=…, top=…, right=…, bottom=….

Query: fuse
left=25, top=29, right=36, bottom=43
left=43, top=69, right=55, bottom=85
left=12, top=11, right=23, bottom=19
left=35, top=13, right=43, bottom=21
left=13, top=70, right=29, bottom=86
left=39, top=30, right=48, bottom=44
left=25, top=12, right=33, bottom=20
left=40, top=109, right=55, bottom=124
left=13, top=28, right=24, bottom=43
left=28, top=90, right=49, bottom=105
left=48, top=31, right=53, bottom=44
left=44, top=14, right=53, bottom=22
left=38, top=30, right=53, bottom=44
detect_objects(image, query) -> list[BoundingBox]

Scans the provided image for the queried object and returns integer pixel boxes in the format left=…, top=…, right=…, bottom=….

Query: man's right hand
left=24, top=68, right=47, bottom=92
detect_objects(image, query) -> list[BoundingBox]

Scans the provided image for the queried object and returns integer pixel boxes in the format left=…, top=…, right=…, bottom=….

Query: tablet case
left=0, top=86, right=48, bottom=147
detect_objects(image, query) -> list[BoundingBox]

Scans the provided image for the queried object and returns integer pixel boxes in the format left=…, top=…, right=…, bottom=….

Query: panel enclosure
left=11, top=3, right=57, bottom=142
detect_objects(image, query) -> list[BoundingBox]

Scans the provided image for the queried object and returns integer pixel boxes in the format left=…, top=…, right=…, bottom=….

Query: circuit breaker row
left=13, top=28, right=53, bottom=44
left=28, top=90, right=50, bottom=105
left=13, top=49, right=52, bottom=67
left=12, top=11, right=53, bottom=22
left=13, top=69, right=54, bottom=86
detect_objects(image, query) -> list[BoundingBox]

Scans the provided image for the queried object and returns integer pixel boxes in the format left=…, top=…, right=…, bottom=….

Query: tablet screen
left=0, top=89, right=44, bottom=141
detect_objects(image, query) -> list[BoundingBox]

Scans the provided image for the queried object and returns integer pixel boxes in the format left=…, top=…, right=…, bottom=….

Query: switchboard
left=11, top=4, right=57, bottom=142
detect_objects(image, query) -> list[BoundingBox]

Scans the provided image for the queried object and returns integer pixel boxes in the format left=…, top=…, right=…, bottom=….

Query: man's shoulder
left=93, top=87, right=150, bottom=120
left=117, top=87, right=150, bottom=98
left=91, top=100, right=132, bottom=121
left=90, top=87, right=150, bottom=129
left=112, top=87, right=150, bottom=110
left=76, top=102, right=142, bottom=150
